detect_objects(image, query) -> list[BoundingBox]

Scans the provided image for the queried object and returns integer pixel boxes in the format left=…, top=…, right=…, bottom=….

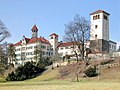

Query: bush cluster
left=6, top=62, right=45, bottom=81
left=101, top=60, right=111, bottom=65
left=85, top=66, right=97, bottom=77
left=37, top=57, right=52, bottom=67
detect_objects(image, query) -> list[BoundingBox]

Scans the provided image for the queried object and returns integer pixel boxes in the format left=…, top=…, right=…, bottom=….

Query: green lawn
left=0, top=80, right=120, bottom=90
left=0, top=67, right=120, bottom=90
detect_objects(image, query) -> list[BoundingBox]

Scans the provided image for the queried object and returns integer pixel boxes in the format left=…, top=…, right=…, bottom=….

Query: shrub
left=6, top=61, right=45, bottom=81
left=37, top=57, right=52, bottom=67
left=85, top=67, right=97, bottom=77
left=101, top=60, right=111, bottom=65
left=6, top=71, right=16, bottom=81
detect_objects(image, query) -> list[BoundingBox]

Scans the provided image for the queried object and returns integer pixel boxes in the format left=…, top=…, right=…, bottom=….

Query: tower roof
left=90, top=10, right=110, bottom=15
left=49, top=33, right=58, bottom=37
left=31, top=25, right=38, bottom=31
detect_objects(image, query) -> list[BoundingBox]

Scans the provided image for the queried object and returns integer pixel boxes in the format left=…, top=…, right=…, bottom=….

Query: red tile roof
left=14, top=37, right=50, bottom=46
left=57, top=42, right=79, bottom=48
left=25, top=38, right=31, bottom=43
left=9, top=44, right=14, bottom=47
left=14, top=41, right=22, bottom=46
left=28, top=37, right=50, bottom=44
left=90, top=10, right=110, bottom=15
left=50, top=33, right=58, bottom=37
left=31, top=25, right=38, bottom=31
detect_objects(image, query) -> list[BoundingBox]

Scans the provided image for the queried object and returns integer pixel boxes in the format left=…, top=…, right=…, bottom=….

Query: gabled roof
left=90, top=10, right=110, bottom=15
left=31, top=25, right=38, bottom=31
left=14, top=37, right=50, bottom=46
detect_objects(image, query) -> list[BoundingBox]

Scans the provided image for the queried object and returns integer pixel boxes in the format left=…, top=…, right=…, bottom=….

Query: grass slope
left=27, top=68, right=59, bottom=82
left=1, top=64, right=120, bottom=90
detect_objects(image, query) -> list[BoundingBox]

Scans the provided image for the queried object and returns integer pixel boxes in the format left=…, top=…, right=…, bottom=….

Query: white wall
left=90, top=13, right=109, bottom=41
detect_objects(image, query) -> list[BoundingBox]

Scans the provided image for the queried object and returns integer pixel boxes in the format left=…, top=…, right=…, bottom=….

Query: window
left=16, top=48, right=20, bottom=51
left=104, top=15, right=108, bottom=20
left=95, top=34, right=97, bottom=38
left=109, top=44, right=111, bottom=48
left=65, top=47, right=69, bottom=49
left=93, top=16, right=96, bottom=20
left=42, top=51, right=45, bottom=55
left=34, top=46, right=37, bottom=49
left=50, top=37, right=53, bottom=39
left=47, top=46, right=49, bottom=50
left=26, top=46, right=33, bottom=49
left=112, top=45, right=114, bottom=49
left=51, top=52, right=53, bottom=55
left=26, top=52, right=33, bottom=55
left=51, top=48, right=53, bottom=50
left=95, top=25, right=98, bottom=29
left=22, top=47, right=25, bottom=50
left=61, top=47, right=63, bottom=50
left=21, top=52, right=25, bottom=56
left=16, top=54, right=21, bottom=57
left=41, top=45, right=46, bottom=49
left=98, top=15, right=100, bottom=19
left=114, top=46, right=116, bottom=50
left=93, top=14, right=100, bottom=20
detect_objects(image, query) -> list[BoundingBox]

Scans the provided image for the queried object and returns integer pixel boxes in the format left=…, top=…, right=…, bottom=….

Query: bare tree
left=0, top=20, right=11, bottom=42
left=64, top=14, right=90, bottom=61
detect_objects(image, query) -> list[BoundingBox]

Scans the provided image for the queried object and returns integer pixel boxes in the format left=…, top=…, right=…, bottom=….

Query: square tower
left=90, top=10, right=110, bottom=52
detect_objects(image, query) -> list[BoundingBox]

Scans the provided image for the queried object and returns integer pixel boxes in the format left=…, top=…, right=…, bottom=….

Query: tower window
left=95, top=34, right=97, bottom=38
left=98, top=15, right=100, bottom=19
left=104, top=15, right=108, bottom=20
left=95, top=25, right=98, bottom=29
left=93, top=14, right=100, bottom=20
left=51, top=37, right=53, bottom=39
left=93, top=16, right=96, bottom=20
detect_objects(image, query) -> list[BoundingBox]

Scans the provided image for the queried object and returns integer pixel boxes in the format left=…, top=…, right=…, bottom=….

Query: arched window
left=93, top=16, right=96, bottom=20
left=95, top=15, right=97, bottom=19
left=98, top=15, right=100, bottom=19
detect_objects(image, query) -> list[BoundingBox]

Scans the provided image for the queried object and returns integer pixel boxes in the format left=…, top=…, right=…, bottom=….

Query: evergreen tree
left=8, top=44, right=16, bottom=64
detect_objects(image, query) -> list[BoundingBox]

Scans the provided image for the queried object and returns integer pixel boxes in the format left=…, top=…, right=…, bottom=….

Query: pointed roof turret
left=31, top=24, right=38, bottom=32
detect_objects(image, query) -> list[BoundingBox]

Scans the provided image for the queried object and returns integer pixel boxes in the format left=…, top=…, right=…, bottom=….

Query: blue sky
left=0, top=0, right=120, bottom=47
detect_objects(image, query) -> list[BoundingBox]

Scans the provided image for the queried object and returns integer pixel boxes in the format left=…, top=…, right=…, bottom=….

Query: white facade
left=57, top=42, right=82, bottom=59
left=13, top=25, right=55, bottom=65
left=109, top=40, right=117, bottom=52
left=49, top=33, right=58, bottom=55
left=58, top=45, right=77, bottom=57
left=90, top=10, right=109, bottom=41
left=11, top=10, right=118, bottom=65
left=90, top=10, right=117, bottom=52
left=14, top=37, right=53, bottom=65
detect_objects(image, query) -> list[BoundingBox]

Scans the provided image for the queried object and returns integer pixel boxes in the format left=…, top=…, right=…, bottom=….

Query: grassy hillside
left=27, top=67, right=60, bottom=82
left=0, top=64, right=120, bottom=90
left=1, top=60, right=120, bottom=90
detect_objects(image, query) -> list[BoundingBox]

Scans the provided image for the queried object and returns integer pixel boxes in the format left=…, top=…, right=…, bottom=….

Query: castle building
left=90, top=10, right=116, bottom=52
left=10, top=10, right=117, bottom=65
left=11, top=25, right=58, bottom=65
